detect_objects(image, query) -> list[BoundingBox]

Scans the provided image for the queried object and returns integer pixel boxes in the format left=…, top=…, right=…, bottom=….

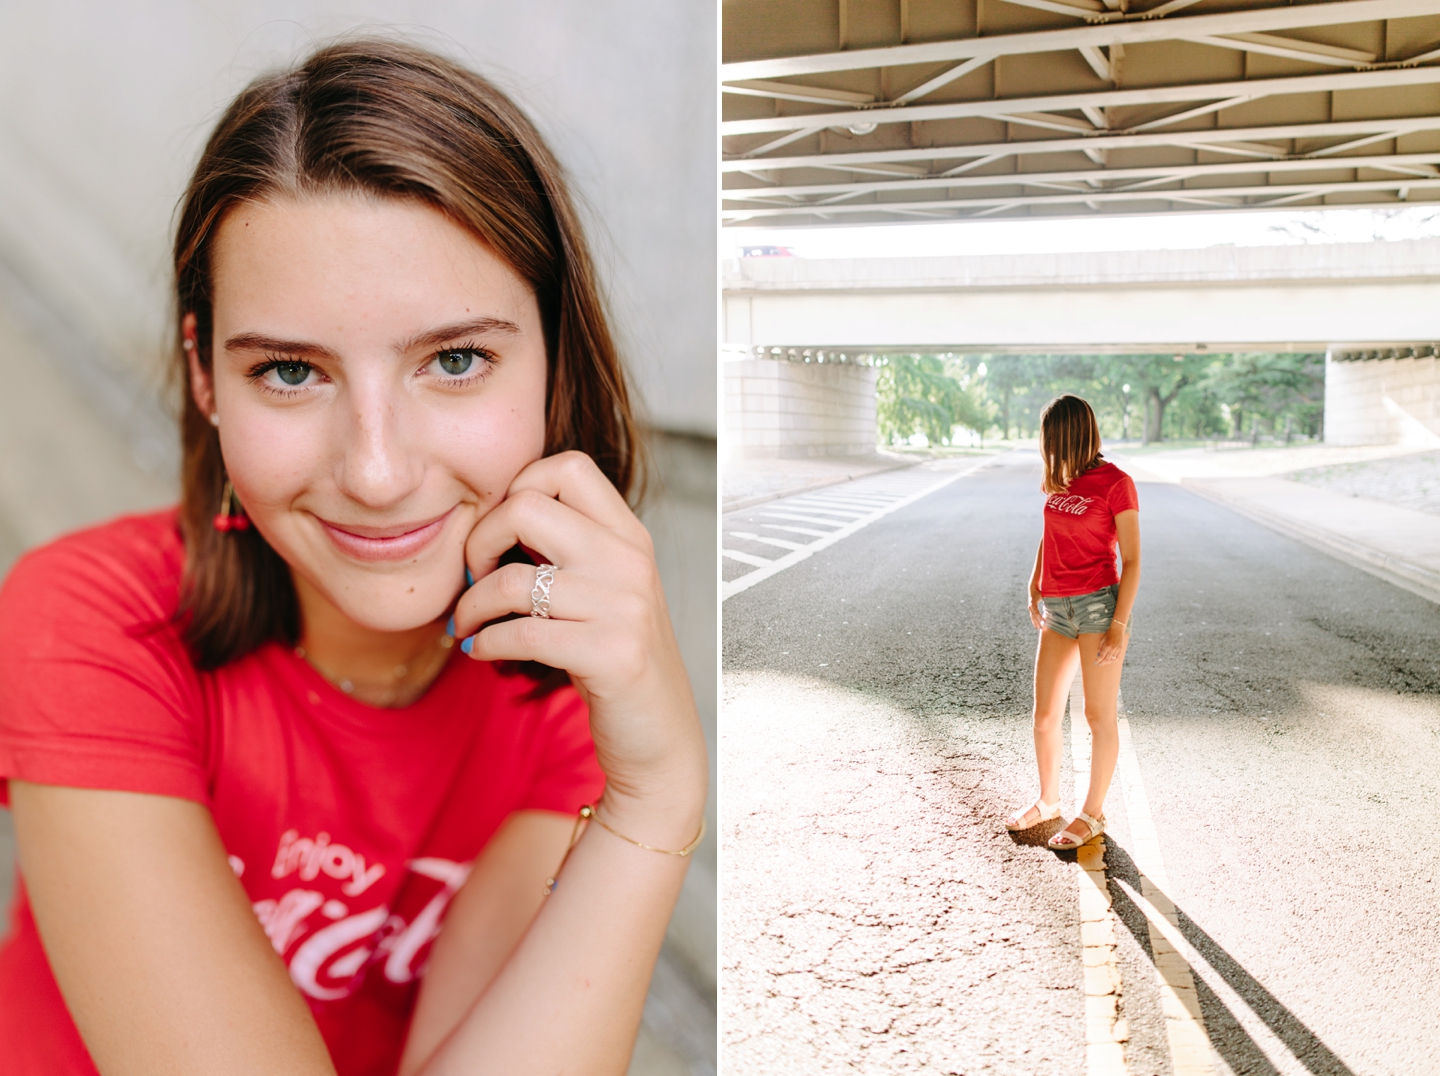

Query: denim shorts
left=1042, top=584, right=1119, bottom=639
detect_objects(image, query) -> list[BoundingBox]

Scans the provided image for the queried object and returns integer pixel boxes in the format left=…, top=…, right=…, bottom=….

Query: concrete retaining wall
left=1325, top=354, right=1440, bottom=447
left=724, top=358, right=877, bottom=459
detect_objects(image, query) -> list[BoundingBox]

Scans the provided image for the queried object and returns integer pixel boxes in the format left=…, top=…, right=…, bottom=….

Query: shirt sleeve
left=1110, top=472, right=1140, bottom=515
left=0, top=520, right=209, bottom=807
left=517, top=683, right=605, bottom=815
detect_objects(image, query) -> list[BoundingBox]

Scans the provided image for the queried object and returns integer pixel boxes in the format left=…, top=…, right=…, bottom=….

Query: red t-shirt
left=0, top=510, right=605, bottom=1076
left=1040, top=461, right=1139, bottom=597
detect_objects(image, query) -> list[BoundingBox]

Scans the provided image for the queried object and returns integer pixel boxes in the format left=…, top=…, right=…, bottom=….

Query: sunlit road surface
left=721, top=449, right=1440, bottom=1076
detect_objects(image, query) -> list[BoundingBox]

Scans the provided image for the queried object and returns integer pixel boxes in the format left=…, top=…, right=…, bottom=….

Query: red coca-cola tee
left=1040, top=461, right=1139, bottom=597
left=0, top=510, right=605, bottom=1076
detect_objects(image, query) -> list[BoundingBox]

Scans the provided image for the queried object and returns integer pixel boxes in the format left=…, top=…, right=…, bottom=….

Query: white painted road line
left=1070, top=672, right=1130, bottom=1076
left=723, top=461, right=988, bottom=601
left=726, top=531, right=809, bottom=551
left=721, top=548, right=772, bottom=568
left=760, top=524, right=832, bottom=538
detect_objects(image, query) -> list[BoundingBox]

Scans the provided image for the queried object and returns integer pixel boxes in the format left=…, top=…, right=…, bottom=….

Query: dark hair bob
left=1038, top=394, right=1104, bottom=495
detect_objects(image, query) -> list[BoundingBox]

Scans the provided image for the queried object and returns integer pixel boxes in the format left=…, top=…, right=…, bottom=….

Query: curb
left=1181, top=480, right=1440, bottom=607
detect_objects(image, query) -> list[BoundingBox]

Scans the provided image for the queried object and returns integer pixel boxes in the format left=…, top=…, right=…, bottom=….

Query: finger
left=464, top=488, right=627, bottom=578
left=452, top=562, right=610, bottom=637
left=464, top=614, right=596, bottom=674
left=508, top=451, right=643, bottom=538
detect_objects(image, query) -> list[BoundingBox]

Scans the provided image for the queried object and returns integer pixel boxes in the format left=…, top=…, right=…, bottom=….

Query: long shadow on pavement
left=1097, top=839, right=1358, bottom=1076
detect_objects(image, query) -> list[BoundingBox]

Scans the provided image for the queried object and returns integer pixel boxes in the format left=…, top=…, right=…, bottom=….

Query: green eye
left=438, top=349, right=475, bottom=376
left=275, top=362, right=310, bottom=386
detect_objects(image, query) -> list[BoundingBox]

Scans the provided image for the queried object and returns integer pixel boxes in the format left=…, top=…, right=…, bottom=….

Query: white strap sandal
left=1005, top=797, right=1061, bottom=831
left=1048, top=811, right=1105, bottom=849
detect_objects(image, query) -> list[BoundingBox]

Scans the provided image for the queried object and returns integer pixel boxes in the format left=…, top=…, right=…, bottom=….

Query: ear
left=183, top=312, right=216, bottom=420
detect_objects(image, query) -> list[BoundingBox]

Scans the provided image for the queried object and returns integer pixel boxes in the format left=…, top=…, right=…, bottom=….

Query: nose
left=333, top=373, right=424, bottom=510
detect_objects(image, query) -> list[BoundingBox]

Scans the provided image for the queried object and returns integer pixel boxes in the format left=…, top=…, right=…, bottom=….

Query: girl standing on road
left=1005, top=395, right=1139, bottom=850
left=0, top=40, right=706, bottom=1076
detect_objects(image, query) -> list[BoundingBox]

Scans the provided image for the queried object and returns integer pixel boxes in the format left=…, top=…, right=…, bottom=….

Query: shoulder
left=0, top=510, right=210, bottom=803
left=0, top=508, right=187, bottom=657
left=1094, top=463, right=1139, bottom=508
left=1, top=509, right=183, bottom=612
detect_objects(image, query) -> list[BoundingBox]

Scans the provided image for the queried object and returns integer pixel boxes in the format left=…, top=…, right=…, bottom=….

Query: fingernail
left=460, top=636, right=473, bottom=655
left=445, top=615, right=456, bottom=637
left=465, top=567, right=474, bottom=586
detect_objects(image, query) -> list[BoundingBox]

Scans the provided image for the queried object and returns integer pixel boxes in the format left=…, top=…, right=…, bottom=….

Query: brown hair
left=1038, top=395, right=1104, bottom=495
left=173, top=38, right=642, bottom=670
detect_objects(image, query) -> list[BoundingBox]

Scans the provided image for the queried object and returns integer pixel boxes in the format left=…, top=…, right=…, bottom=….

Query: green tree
left=1120, top=353, right=1216, bottom=444
left=876, top=354, right=990, bottom=446
left=1202, top=352, right=1325, bottom=439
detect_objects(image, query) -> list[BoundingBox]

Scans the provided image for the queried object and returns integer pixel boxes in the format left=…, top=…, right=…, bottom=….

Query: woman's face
left=193, top=194, right=548, bottom=633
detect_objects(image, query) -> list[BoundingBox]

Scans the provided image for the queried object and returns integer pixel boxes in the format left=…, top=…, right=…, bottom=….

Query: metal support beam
left=1186, top=31, right=1377, bottom=67
left=723, top=152, right=1440, bottom=202
left=722, top=64, right=1440, bottom=136
left=722, top=176, right=1440, bottom=220
left=741, top=127, right=823, bottom=158
left=1127, top=95, right=1252, bottom=133
left=891, top=55, right=993, bottom=105
left=720, top=0, right=1440, bottom=81
left=725, top=116, right=1440, bottom=171
left=724, top=80, right=875, bottom=107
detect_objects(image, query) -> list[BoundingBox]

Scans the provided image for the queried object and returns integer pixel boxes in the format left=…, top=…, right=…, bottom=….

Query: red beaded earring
left=213, top=479, right=250, bottom=532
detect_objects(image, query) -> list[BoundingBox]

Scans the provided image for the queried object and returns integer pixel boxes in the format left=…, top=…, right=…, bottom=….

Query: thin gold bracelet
left=543, top=804, right=706, bottom=896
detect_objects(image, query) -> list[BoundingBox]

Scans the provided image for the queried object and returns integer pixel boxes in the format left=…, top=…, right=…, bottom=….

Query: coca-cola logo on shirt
left=236, top=829, right=470, bottom=1002
left=1045, top=493, right=1093, bottom=515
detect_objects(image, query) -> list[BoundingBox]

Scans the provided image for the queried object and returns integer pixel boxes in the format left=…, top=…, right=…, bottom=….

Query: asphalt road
left=721, top=449, right=1440, bottom=1076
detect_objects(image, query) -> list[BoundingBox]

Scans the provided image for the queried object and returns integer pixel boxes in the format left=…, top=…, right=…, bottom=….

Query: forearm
left=418, top=792, right=699, bottom=1076
left=1029, top=539, right=1044, bottom=599
left=1112, top=557, right=1140, bottom=626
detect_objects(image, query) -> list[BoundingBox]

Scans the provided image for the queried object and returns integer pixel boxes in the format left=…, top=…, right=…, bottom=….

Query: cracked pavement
left=721, top=450, right=1440, bottom=1076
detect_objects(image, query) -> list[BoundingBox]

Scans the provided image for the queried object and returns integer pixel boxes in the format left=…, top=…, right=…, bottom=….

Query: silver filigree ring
left=530, top=563, right=556, bottom=618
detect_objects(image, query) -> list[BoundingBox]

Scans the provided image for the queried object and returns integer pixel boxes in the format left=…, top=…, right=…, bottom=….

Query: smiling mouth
left=318, top=508, right=454, bottom=562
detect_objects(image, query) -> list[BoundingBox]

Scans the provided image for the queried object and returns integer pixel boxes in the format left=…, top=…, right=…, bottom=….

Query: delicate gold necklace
left=296, top=632, right=455, bottom=707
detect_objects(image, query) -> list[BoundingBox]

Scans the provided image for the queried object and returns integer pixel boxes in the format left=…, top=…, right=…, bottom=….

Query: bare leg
left=1012, top=628, right=1080, bottom=827
left=1052, top=631, right=1124, bottom=842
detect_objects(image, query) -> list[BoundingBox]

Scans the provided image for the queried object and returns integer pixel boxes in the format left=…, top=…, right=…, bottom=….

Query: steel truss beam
left=722, top=152, right=1440, bottom=203
left=722, top=177, right=1440, bottom=220
left=721, top=116, right=1440, bottom=175
left=722, top=64, right=1440, bottom=138
left=720, top=0, right=1440, bottom=82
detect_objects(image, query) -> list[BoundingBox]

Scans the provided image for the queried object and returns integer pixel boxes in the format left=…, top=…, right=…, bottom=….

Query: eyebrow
left=223, top=317, right=523, bottom=358
left=398, top=317, right=523, bottom=354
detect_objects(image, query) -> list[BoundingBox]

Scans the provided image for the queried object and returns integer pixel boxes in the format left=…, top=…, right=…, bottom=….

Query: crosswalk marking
left=721, top=548, right=772, bottom=568
left=759, top=523, right=832, bottom=538
left=757, top=510, right=868, bottom=525
left=722, top=459, right=989, bottom=600
left=726, top=531, right=809, bottom=551
left=778, top=503, right=871, bottom=518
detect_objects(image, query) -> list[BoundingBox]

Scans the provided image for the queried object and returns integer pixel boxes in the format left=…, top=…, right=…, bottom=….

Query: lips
left=318, top=508, right=454, bottom=562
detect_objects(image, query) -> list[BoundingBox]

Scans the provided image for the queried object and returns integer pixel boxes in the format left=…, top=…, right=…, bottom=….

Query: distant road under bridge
left=721, top=238, right=1440, bottom=455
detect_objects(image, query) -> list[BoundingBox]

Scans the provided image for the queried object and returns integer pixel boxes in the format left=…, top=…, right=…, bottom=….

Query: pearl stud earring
left=209, top=413, right=220, bottom=427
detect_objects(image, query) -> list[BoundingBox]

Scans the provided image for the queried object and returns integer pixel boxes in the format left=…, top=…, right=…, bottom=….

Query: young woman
left=1005, top=395, right=1140, bottom=851
left=0, top=40, right=706, bottom=1076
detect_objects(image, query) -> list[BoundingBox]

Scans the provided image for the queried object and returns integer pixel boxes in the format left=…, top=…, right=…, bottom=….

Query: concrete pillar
left=1325, top=350, right=1440, bottom=447
left=724, top=357, right=877, bottom=460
